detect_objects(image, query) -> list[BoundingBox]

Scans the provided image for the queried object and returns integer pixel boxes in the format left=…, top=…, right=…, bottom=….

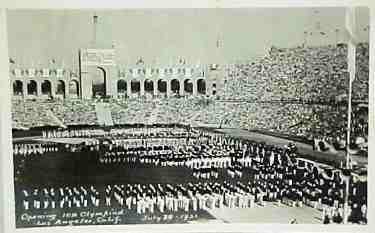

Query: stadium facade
left=10, top=14, right=226, bottom=99
left=9, top=51, right=226, bottom=99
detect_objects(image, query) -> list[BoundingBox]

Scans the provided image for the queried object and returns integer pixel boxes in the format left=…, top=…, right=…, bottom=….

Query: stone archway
left=184, top=79, right=193, bottom=94
left=56, top=80, right=66, bottom=97
left=13, top=80, right=23, bottom=96
left=79, top=48, right=116, bottom=99
left=144, top=79, right=154, bottom=94
left=157, top=79, right=167, bottom=93
left=69, top=80, right=79, bottom=97
left=197, top=79, right=206, bottom=95
left=131, top=80, right=141, bottom=95
left=117, top=79, right=127, bottom=96
left=92, top=67, right=107, bottom=98
left=27, top=80, right=37, bottom=96
left=171, top=79, right=180, bottom=95
left=41, top=80, right=52, bottom=96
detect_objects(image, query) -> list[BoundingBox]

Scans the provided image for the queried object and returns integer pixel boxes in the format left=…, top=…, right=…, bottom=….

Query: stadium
left=9, top=8, right=368, bottom=227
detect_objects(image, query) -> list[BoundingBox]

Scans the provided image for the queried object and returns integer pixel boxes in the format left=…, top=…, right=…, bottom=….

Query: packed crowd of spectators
left=223, top=43, right=368, bottom=102
left=11, top=43, right=368, bottom=151
left=50, top=99, right=98, bottom=126
left=12, top=99, right=62, bottom=129
left=11, top=97, right=368, bottom=150
left=353, top=43, right=369, bottom=101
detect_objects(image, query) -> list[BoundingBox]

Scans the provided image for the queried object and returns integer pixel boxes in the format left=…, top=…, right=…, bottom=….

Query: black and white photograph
left=5, top=6, right=369, bottom=228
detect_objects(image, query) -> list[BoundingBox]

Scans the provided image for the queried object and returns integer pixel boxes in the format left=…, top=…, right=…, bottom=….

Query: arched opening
left=131, top=80, right=140, bottom=94
left=117, top=79, right=127, bottom=95
left=197, top=79, right=206, bottom=94
left=69, top=80, right=79, bottom=97
left=13, top=80, right=23, bottom=96
left=171, top=79, right=180, bottom=94
left=27, top=80, right=37, bottom=96
left=157, top=79, right=167, bottom=94
left=56, top=80, right=66, bottom=97
left=41, top=80, right=52, bottom=96
left=184, top=79, right=193, bottom=94
left=144, top=79, right=154, bottom=94
left=92, top=67, right=106, bottom=98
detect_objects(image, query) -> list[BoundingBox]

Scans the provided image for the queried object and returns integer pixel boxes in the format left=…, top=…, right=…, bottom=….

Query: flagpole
left=342, top=6, right=358, bottom=223
left=343, top=70, right=352, bottom=224
left=346, top=72, right=352, bottom=169
left=343, top=39, right=356, bottom=224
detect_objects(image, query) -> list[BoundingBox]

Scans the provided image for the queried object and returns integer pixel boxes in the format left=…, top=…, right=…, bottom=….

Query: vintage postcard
left=0, top=2, right=371, bottom=233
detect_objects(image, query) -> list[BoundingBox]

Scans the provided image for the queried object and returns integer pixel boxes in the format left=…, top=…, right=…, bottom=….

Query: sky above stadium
left=7, top=7, right=369, bottom=68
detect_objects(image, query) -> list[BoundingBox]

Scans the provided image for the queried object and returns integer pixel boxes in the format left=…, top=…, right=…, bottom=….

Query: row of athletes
left=98, top=150, right=234, bottom=168
left=13, top=141, right=101, bottom=156
left=18, top=160, right=364, bottom=213
left=18, top=180, right=300, bottom=213
left=13, top=143, right=59, bottom=156
left=20, top=185, right=101, bottom=210
left=42, top=127, right=194, bottom=139
left=18, top=178, right=366, bottom=224
left=97, top=138, right=292, bottom=169
left=42, top=129, right=105, bottom=138
left=87, top=130, right=270, bottom=158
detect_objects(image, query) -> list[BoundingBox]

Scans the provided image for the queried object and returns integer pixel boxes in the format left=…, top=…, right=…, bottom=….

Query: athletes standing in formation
left=15, top=127, right=367, bottom=224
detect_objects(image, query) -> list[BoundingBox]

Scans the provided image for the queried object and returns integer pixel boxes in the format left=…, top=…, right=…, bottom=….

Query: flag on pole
left=347, top=42, right=356, bottom=83
left=345, top=7, right=357, bottom=83
left=343, top=6, right=358, bottom=225
left=345, top=7, right=358, bottom=43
